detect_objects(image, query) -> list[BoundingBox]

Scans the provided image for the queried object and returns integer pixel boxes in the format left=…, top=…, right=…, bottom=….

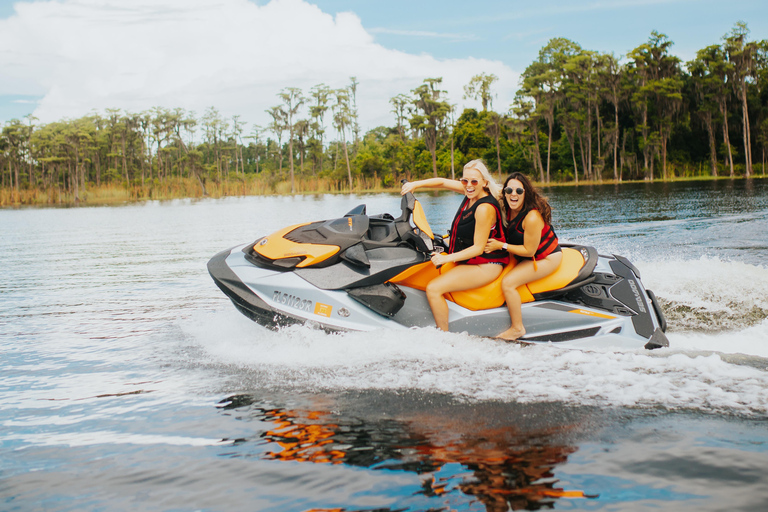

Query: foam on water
left=182, top=255, right=768, bottom=416
left=6, top=431, right=231, bottom=449
left=637, top=256, right=768, bottom=334
left=185, top=299, right=768, bottom=417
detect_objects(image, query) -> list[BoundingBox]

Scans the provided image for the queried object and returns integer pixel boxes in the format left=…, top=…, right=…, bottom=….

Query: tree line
left=2, top=23, right=767, bottom=204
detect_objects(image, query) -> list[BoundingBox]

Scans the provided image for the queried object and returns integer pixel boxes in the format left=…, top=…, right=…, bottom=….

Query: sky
left=1, top=0, right=766, bottom=133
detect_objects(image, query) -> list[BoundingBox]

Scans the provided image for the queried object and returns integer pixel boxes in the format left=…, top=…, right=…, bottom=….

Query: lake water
left=2, top=179, right=767, bottom=511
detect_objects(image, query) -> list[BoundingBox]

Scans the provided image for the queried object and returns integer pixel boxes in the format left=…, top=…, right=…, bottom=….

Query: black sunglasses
left=460, top=178, right=481, bottom=186
left=504, top=186, right=525, bottom=195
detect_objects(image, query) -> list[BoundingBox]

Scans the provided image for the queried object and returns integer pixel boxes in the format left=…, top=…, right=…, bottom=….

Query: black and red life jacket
left=448, top=195, right=509, bottom=265
left=506, top=208, right=560, bottom=261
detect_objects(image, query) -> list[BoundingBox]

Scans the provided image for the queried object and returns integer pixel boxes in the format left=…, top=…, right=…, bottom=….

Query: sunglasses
left=504, top=186, right=525, bottom=195
left=460, top=178, right=481, bottom=186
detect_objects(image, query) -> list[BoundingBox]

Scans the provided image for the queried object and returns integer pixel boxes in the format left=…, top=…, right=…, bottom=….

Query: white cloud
left=0, top=0, right=519, bottom=132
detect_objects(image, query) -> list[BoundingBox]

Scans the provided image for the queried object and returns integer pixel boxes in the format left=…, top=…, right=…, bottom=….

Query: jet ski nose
left=645, top=327, right=669, bottom=349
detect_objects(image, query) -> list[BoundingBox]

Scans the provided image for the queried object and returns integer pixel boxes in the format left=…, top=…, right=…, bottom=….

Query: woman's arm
left=485, top=210, right=544, bottom=258
left=431, top=203, right=496, bottom=266
left=401, top=178, right=464, bottom=195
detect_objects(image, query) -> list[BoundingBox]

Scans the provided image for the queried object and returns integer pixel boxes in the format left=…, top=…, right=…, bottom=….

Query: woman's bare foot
left=496, top=326, right=526, bottom=341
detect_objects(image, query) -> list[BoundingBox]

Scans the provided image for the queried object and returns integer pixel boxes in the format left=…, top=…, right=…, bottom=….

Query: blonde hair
left=463, top=159, right=502, bottom=198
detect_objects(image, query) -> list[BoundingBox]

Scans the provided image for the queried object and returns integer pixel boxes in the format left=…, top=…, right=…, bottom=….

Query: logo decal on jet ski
left=627, top=279, right=647, bottom=313
left=314, top=303, right=332, bottom=317
left=272, top=290, right=312, bottom=312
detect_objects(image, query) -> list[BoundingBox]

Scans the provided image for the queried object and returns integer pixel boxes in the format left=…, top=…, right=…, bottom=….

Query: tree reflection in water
left=218, top=394, right=598, bottom=511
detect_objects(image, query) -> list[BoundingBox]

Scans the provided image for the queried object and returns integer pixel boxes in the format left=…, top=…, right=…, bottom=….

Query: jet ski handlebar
left=398, top=180, right=445, bottom=262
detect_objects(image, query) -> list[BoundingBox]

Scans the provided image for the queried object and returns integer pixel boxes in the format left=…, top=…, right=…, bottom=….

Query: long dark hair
left=499, top=172, right=553, bottom=226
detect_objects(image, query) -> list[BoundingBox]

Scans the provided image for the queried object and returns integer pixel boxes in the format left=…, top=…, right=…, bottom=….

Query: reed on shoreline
left=0, top=175, right=389, bottom=207
left=2, top=173, right=764, bottom=208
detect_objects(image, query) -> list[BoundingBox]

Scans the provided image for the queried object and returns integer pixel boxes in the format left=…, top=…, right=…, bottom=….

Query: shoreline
left=2, top=173, right=765, bottom=209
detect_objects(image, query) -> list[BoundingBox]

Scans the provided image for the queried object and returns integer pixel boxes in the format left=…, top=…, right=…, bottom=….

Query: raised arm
left=401, top=178, right=465, bottom=195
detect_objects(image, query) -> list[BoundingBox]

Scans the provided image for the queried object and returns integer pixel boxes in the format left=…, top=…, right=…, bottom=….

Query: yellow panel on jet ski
left=412, top=201, right=434, bottom=240
left=447, top=262, right=532, bottom=309
left=253, top=222, right=340, bottom=268
left=389, top=261, right=436, bottom=289
left=389, top=248, right=585, bottom=311
left=389, top=260, right=530, bottom=308
left=527, top=247, right=585, bottom=294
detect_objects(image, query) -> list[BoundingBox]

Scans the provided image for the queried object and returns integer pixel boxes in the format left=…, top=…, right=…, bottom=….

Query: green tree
left=411, top=77, right=451, bottom=178
left=294, top=119, right=309, bottom=177
left=389, top=93, right=412, bottom=177
left=484, top=111, right=504, bottom=180
left=647, top=33, right=683, bottom=180
left=688, top=45, right=729, bottom=176
left=348, top=77, right=361, bottom=158
left=332, top=88, right=354, bottom=188
left=510, top=96, right=545, bottom=181
left=463, top=73, right=498, bottom=111
left=522, top=38, right=581, bottom=182
left=309, top=84, right=330, bottom=176
left=231, top=114, right=245, bottom=176
left=724, top=21, right=759, bottom=176
left=1, top=119, right=27, bottom=195
left=598, top=53, right=623, bottom=180
left=278, top=87, right=304, bottom=193
left=62, top=116, right=95, bottom=202
left=627, top=32, right=682, bottom=180
left=265, top=105, right=287, bottom=172
left=564, top=49, right=600, bottom=180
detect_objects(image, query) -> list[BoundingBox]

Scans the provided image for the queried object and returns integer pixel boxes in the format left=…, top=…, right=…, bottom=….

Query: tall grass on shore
left=0, top=175, right=391, bottom=207
left=3, top=172, right=766, bottom=208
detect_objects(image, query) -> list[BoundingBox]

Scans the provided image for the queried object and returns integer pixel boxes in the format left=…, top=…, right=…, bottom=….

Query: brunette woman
left=484, top=172, right=562, bottom=340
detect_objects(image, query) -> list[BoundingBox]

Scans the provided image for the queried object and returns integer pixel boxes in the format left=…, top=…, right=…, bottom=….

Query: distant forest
left=2, top=23, right=767, bottom=204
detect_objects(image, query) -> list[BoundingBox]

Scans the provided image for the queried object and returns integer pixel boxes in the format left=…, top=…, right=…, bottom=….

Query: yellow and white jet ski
left=208, top=192, right=668, bottom=350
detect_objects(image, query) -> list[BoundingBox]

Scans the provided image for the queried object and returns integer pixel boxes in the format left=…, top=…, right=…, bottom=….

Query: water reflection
left=218, top=394, right=597, bottom=511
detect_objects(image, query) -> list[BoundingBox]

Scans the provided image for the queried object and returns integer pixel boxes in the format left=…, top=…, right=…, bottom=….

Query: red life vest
left=506, top=208, right=560, bottom=261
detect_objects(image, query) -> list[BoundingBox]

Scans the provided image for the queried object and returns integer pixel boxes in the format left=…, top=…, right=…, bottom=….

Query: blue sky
left=1, top=0, right=765, bottom=131
left=309, top=0, right=766, bottom=66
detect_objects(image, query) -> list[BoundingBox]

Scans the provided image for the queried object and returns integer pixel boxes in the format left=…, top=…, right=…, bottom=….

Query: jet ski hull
left=209, top=242, right=669, bottom=350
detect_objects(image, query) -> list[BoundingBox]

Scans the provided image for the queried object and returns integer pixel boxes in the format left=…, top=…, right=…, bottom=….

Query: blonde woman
left=401, top=160, right=508, bottom=331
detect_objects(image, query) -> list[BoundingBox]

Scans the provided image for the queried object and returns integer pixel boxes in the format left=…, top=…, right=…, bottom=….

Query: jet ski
left=208, top=192, right=669, bottom=350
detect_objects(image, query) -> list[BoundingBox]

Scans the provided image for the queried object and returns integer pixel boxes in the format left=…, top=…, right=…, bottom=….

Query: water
left=2, top=179, right=768, bottom=511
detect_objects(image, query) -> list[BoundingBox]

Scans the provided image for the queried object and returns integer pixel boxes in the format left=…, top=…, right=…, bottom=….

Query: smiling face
left=461, top=167, right=488, bottom=201
left=504, top=178, right=525, bottom=214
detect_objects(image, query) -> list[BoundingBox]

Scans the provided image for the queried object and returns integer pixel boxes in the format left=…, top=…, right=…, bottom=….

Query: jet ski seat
left=390, top=245, right=599, bottom=311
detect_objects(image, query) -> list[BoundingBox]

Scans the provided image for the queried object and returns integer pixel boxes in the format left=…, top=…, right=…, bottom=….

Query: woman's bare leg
left=497, top=252, right=563, bottom=340
left=426, top=264, right=503, bottom=331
